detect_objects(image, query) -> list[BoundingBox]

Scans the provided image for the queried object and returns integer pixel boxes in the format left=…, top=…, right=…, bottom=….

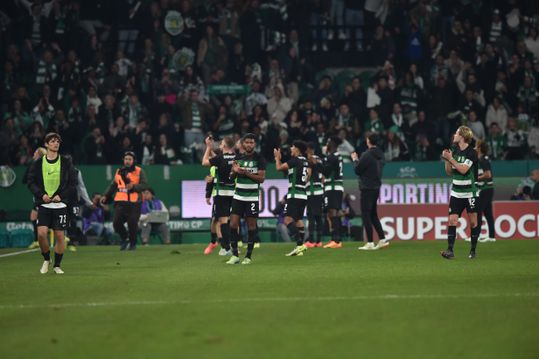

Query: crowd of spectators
left=1, top=0, right=539, bottom=167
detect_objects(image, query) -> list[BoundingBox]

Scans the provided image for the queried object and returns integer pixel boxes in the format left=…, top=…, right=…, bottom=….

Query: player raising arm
left=441, top=126, right=480, bottom=259
left=274, top=141, right=311, bottom=257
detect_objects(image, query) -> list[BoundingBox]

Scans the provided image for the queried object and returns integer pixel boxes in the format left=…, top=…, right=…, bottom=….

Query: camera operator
left=101, top=151, right=148, bottom=250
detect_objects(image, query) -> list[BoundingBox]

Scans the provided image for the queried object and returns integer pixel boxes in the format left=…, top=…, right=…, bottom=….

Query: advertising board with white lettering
left=180, top=178, right=524, bottom=218
left=373, top=202, right=539, bottom=240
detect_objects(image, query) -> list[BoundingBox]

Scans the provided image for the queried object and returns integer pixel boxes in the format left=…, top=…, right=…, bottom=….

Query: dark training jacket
left=353, top=147, right=385, bottom=190
left=26, top=155, right=78, bottom=206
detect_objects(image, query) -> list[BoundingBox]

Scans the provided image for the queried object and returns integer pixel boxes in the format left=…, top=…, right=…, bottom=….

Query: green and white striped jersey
left=450, top=145, right=479, bottom=198
left=286, top=155, right=309, bottom=200
left=308, top=155, right=324, bottom=196
left=233, top=152, right=266, bottom=202
left=476, top=155, right=494, bottom=190
left=323, top=152, right=344, bottom=192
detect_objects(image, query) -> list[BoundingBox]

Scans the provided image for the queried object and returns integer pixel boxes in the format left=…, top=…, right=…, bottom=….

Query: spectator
left=15, top=134, right=34, bottom=165
left=467, top=110, right=486, bottom=140
left=140, top=133, right=155, bottom=165
left=154, top=134, right=177, bottom=165
left=413, top=134, right=436, bottom=161
left=177, top=89, right=213, bottom=150
left=390, top=103, right=409, bottom=139
left=334, top=103, right=357, bottom=137
left=310, top=0, right=329, bottom=52
left=82, top=193, right=112, bottom=244
left=384, top=126, right=409, bottom=161
left=528, top=119, right=539, bottom=159
left=365, top=108, right=385, bottom=135
left=370, top=25, right=393, bottom=67
left=139, top=188, right=171, bottom=245
left=525, top=27, right=539, bottom=59
left=228, top=42, right=247, bottom=84
left=343, top=76, right=367, bottom=118
left=123, top=94, right=147, bottom=129
left=8, top=100, right=33, bottom=134
left=336, top=128, right=355, bottom=162
left=399, top=71, right=421, bottom=124
left=504, top=117, right=528, bottom=160
left=485, top=97, right=508, bottom=131
left=267, top=85, right=292, bottom=124
left=516, top=103, right=532, bottom=131
left=517, top=76, right=539, bottom=114
left=245, top=81, right=268, bottom=116
left=486, top=122, right=506, bottom=160
left=86, top=86, right=102, bottom=114
left=410, top=110, right=435, bottom=141
left=343, top=0, right=364, bottom=51
left=488, top=9, right=503, bottom=44
left=406, top=23, right=423, bottom=65
left=83, top=127, right=107, bottom=164
left=197, top=24, right=228, bottom=83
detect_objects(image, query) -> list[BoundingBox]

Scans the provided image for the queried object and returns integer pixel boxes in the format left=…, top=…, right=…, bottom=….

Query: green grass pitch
left=1, top=240, right=538, bottom=359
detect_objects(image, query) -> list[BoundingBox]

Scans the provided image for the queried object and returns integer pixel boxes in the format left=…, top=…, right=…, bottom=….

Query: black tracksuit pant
left=360, top=189, right=385, bottom=243
left=113, top=202, right=142, bottom=246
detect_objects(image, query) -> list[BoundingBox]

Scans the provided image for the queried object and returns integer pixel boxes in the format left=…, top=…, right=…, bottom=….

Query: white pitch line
left=0, top=292, right=538, bottom=310
left=0, top=249, right=38, bottom=258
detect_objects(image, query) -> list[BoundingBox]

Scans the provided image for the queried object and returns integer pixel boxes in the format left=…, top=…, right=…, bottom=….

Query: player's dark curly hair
left=292, top=140, right=307, bottom=155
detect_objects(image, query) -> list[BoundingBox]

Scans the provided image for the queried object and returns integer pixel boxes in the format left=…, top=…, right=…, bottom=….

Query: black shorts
left=325, top=190, right=343, bottom=210
left=230, top=199, right=259, bottom=218
left=284, top=198, right=307, bottom=221
left=213, top=196, right=232, bottom=218
left=449, top=196, right=478, bottom=216
left=36, top=206, right=69, bottom=230
left=307, top=195, right=324, bottom=216
left=477, top=188, right=494, bottom=213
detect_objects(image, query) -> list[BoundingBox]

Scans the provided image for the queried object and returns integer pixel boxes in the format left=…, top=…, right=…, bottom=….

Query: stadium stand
left=0, top=0, right=538, bottom=167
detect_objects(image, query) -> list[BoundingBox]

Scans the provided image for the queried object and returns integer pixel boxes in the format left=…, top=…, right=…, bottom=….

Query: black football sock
left=471, top=225, right=480, bottom=251
left=297, top=226, right=305, bottom=246
left=220, top=223, right=231, bottom=250
left=33, top=220, right=38, bottom=242
left=230, top=228, right=239, bottom=256
left=448, top=225, right=456, bottom=252
left=245, top=230, right=256, bottom=259
left=42, top=251, right=51, bottom=261
left=307, top=215, right=315, bottom=243
left=331, top=216, right=341, bottom=242
left=287, top=222, right=299, bottom=244
left=315, top=216, right=323, bottom=243
left=211, top=232, right=217, bottom=244
left=54, top=252, right=63, bottom=267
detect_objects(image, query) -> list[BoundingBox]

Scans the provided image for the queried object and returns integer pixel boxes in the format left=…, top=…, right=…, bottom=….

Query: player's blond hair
left=457, top=126, right=474, bottom=143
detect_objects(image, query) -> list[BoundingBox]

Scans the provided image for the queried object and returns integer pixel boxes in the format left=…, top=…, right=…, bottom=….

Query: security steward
left=102, top=151, right=148, bottom=250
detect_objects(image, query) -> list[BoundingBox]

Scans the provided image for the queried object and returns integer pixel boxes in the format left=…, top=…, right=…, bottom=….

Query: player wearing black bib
left=322, top=136, right=344, bottom=248
left=475, top=140, right=496, bottom=243
left=274, top=141, right=311, bottom=256
left=304, top=142, right=325, bottom=248
left=202, top=136, right=236, bottom=256
left=227, top=133, right=266, bottom=265
left=441, top=126, right=480, bottom=259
